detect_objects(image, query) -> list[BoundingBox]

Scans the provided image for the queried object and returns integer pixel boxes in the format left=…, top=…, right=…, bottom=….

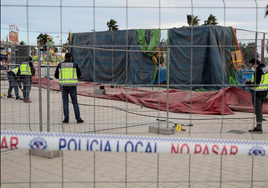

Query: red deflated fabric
left=33, top=78, right=268, bottom=115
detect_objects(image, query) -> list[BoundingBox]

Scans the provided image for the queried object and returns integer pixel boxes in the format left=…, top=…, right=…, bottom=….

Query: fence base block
left=30, top=150, right=63, bottom=159
left=94, top=89, right=106, bottom=95
left=149, top=125, right=175, bottom=135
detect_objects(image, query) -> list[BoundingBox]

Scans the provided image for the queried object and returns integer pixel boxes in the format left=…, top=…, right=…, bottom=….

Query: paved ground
left=1, top=79, right=268, bottom=188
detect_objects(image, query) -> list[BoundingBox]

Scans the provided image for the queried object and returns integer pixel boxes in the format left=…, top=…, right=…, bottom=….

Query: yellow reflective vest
left=19, top=62, right=32, bottom=75
left=59, top=62, right=78, bottom=86
left=251, top=66, right=268, bottom=91
left=11, top=67, right=19, bottom=75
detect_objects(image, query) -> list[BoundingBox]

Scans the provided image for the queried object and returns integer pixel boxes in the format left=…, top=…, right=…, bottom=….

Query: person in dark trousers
left=54, top=53, right=84, bottom=123
left=245, top=58, right=268, bottom=133
left=6, top=66, right=23, bottom=100
left=18, top=57, right=35, bottom=103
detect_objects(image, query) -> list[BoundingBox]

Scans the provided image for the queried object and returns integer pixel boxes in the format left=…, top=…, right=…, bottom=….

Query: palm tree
left=37, top=33, right=48, bottom=51
left=203, top=14, right=219, bottom=25
left=187, top=14, right=200, bottom=26
left=265, top=4, right=268, bottom=18
left=107, top=19, right=119, bottom=31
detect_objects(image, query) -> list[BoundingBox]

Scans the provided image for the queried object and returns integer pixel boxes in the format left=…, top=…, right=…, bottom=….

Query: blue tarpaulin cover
left=70, top=30, right=156, bottom=84
left=155, top=67, right=166, bottom=84
left=169, top=26, right=232, bottom=90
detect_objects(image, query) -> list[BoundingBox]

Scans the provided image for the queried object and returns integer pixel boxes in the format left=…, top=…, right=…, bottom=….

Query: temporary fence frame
left=1, top=1, right=268, bottom=188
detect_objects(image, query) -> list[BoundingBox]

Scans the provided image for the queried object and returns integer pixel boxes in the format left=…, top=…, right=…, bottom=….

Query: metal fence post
left=93, top=0, right=96, bottom=133
left=47, top=38, right=50, bottom=132
left=166, top=49, right=170, bottom=128
left=38, top=42, right=43, bottom=132
left=261, top=33, right=265, bottom=63
left=125, top=0, right=129, bottom=135
left=254, top=31, right=258, bottom=59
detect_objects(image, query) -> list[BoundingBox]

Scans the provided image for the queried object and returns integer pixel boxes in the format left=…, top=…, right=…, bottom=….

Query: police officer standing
left=6, top=66, right=23, bottom=100
left=245, top=58, right=268, bottom=133
left=54, top=53, right=84, bottom=123
left=18, top=57, right=35, bottom=103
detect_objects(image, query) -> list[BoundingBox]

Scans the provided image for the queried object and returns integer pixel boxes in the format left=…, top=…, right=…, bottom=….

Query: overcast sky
left=1, top=0, right=268, bottom=48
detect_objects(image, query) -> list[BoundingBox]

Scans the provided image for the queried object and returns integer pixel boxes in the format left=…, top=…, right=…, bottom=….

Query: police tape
left=1, top=130, right=268, bottom=156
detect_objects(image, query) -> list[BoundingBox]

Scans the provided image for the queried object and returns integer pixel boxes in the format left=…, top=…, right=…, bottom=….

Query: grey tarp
left=69, top=30, right=156, bottom=84
left=169, top=25, right=232, bottom=90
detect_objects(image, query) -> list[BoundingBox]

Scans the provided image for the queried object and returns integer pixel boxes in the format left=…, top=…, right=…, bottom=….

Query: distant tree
left=107, top=19, right=119, bottom=31
left=239, top=42, right=259, bottom=69
left=37, top=33, right=48, bottom=51
left=265, top=4, right=268, bottom=18
left=203, top=14, right=219, bottom=25
left=187, top=14, right=200, bottom=26
left=37, top=33, right=58, bottom=53
left=19, top=41, right=26, bottom=45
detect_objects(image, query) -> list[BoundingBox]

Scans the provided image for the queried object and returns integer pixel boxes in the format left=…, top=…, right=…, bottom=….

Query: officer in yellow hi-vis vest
left=7, top=66, right=22, bottom=100
left=18, top=57, right=35, bottom=103
left=54, top=53, right=84, bottom=124
left=245, top=58, right=268, bottom=133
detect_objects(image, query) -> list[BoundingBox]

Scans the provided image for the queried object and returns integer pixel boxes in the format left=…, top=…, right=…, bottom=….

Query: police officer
left=54, top=53, right=84, bottom=123
left=245, top=58, right=268, bottom=133
left=18, top=57, right=35, bottom=103
left=6, top=67, right=22, bottom=100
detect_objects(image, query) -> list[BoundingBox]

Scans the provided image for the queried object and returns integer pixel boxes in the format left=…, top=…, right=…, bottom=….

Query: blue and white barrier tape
left=1, top=130, right=268, bottom=156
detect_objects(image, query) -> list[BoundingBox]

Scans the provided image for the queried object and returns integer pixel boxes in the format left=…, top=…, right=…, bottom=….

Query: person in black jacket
left=54, top=53, right=84, bottom=123
left=18, top=57, right=35, bottom=103
left=245, top=58, right=268, bottom=133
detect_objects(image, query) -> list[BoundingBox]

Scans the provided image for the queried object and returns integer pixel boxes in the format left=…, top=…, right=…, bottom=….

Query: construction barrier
left=1, top=130, right=267, bottom=156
